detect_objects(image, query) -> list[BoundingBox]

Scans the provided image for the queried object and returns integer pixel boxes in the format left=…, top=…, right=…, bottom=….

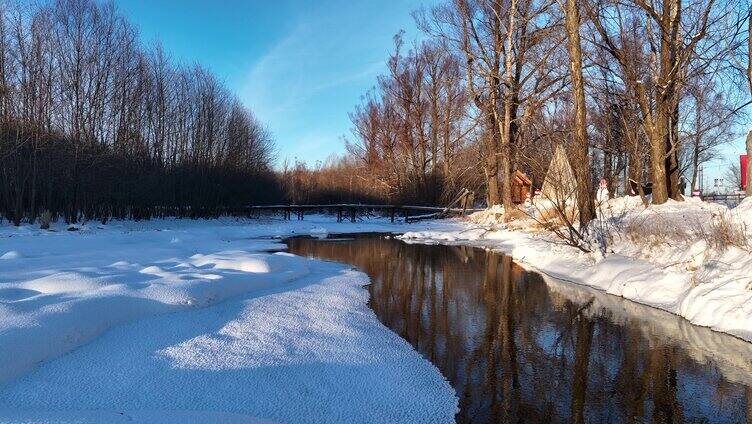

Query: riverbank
left=2, top=202, right=751, bottom=421
left=0, top=216, right=462, bottom=423
left=400, top=196, right=752, bottom=343
left=287, top=233, right=752, bottom=422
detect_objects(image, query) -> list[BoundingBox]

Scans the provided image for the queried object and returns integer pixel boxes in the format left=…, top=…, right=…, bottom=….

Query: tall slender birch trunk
left=563, top=0, right=594, bottom=227
left=499, top=0, right=516, bottom=215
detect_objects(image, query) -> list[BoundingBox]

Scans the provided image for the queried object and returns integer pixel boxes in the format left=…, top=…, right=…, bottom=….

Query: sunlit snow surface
left=0, top=216, right=462, bottom=423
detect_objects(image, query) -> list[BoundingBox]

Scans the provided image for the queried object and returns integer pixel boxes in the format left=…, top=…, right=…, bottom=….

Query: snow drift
left=0, top=216, right=464, bottom=422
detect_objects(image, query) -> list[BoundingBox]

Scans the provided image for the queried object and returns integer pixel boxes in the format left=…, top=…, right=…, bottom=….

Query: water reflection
left=286, top=234, right=752, bottom=423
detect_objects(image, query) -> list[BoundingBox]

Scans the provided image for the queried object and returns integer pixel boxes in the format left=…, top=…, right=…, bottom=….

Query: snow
left=0, top=410, right=275, bottom=424
left=400, top=196, right=752, bottom=343
left=0, top=266, right=456, bottom=423
left=0, top=251, right=20, bottom=260
left=0, top=216, right=462, bottom=423
left=542, top=271, right=752, bottom=388
left=737, top=196, right=752, bottom=228
left=2, top=199, right=752, bottom=421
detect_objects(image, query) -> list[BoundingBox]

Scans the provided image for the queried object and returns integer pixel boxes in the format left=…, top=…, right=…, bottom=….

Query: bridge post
left=349, top=207, right=356, bottom=223
left=337, top=207, right=342, bottom=223
left=390, top=208, right=395, bottom=223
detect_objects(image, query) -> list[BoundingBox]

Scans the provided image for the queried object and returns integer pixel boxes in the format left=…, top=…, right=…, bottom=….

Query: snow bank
left=737, top=197, right=752, bottom=229
left=0, top=410, right=274, bottom=424
left=0, top=264, right=457, bottom=423
left=542, top=272, right=752, bottom=387
left=0, top=249, right=310, bottom=382
left=401, top=196, right=752, bottom=342
left=0, top=216, right=462, bottom=422
left=467, top=204, right=506, bottom=225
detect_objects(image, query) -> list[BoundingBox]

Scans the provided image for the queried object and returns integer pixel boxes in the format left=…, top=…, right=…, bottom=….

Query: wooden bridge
left=700, top=193, right=747, bottom=208
left=247, top=189, right=481, bottom=223
left=246, top=203, right=484, bottom=223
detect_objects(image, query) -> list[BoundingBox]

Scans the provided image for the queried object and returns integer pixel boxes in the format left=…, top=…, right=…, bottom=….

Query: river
left=286, top=233, right=752, bottom=423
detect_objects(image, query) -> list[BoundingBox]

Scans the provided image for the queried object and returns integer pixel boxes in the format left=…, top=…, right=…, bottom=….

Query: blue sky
left=117, top=0, right=431, bottom=168
left=118, top=0, right=746, bottom=189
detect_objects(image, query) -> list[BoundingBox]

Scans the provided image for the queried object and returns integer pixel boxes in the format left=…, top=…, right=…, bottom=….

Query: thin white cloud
left=240, top=0, right=426, bottom=166
left=243, top=22, right=383, bottom=118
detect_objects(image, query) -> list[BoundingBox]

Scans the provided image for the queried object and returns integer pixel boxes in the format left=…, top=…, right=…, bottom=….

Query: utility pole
left=746, top=11, right=752, bottom=196
left=698, top=166, right=704, bottom=194
left=746, top=131, right=752, bottom=196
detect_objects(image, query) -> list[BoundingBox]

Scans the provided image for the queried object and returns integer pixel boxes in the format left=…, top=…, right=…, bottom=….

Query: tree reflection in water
left=286, top=234, right=752, bottom=423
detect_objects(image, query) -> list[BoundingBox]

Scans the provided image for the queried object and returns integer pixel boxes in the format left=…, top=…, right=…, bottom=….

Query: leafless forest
left=287, top=0, right=751, bottom=227
left=0, top=0, right=277, bottom=225
left=2, top=0, right=752, bottom=227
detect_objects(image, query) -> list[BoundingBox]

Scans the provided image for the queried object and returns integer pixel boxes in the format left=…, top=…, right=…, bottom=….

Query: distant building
left=511, top=171, right=532, bottom=204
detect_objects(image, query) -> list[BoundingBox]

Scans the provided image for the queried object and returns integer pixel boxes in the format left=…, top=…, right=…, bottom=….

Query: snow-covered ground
left=401, top=196, right=752, bottom=343
left=2, top=197, right=752, bottom=422
left=0, top=216, right=463, bottom=423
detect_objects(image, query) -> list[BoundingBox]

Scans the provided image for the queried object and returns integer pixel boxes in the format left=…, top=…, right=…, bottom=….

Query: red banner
left=743, top=155, right=748, bottom=191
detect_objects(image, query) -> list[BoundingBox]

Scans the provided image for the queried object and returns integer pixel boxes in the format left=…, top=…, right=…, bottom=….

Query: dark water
left=285, top=234, right=752, bottom=424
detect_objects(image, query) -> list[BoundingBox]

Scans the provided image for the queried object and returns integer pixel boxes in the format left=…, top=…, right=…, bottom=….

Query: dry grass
left=703, top=211, right=750, bottom=251
left=623, top=214, right=692, bottom=247
left=506, top=207, right=529, bottom=221
left=623, top=209, right=750, bottom=253
left=529, top=204, right=579, bottom=230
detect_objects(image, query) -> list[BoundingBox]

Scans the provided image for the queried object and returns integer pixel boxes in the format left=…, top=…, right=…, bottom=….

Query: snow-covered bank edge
left=399, top=201, right=752, bottom=344
left=541, top=269, right=752, bottom=387
left=0, top=261, right=459, bottom=423
left=0, top=410, right=275, bottom=424
left=0, top=216, right=466, bottom=385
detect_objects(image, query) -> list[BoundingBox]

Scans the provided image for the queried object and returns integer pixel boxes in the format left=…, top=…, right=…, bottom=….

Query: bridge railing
left=245, top=204, right=484, bottom=223
left=700, top=193, right=746, bottom=208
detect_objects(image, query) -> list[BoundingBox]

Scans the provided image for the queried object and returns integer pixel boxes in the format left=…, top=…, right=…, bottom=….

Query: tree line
left=3, top=0, right=750, bottom=228
left=295, top=0, right=751, bottom=226
left=0, top=0, right=278, bottom=226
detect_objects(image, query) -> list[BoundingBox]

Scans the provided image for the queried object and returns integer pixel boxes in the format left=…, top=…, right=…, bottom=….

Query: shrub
left=39, top=210, right=52, bottom=230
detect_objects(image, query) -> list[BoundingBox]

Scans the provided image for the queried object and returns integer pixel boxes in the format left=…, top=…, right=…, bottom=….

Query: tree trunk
left=485, top=107, right=501, bottom=206
left=665, top=0, right=682, bottom=201
left=665, top=102, right=681, bottom=200
left=498, top=0, right=516, bottom=216
left=649, top=134, right=670, bottom=203
left=570, top=316, right=593, bottom=424
left=691, top=152, right=699, bottom=194
left=603, top=147, right=613, bottom=197
left=746, top=130, right=752, bottom=196
left=691, top=99, right=701, bottom=192
left=564, top=0, right=594, bottom=227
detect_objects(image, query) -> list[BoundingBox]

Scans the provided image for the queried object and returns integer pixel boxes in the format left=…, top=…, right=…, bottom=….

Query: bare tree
left=681, top=78, right=736, bottom=192
left=416, top=0, right=565, bottom=213
left=345, top=35, right=475, bottom=205
left=0, top=0, right=278, bottom=226
left=562, top=0, right=595, bottom=227
left=587, top=0, right=726, bottom=204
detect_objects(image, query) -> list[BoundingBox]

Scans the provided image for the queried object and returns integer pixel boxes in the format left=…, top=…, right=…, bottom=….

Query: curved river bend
left=286, top=233, right=752, bottom=423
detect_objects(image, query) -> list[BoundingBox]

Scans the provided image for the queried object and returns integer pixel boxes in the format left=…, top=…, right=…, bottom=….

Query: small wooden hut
left=512, top=170, right=532, bottom=204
